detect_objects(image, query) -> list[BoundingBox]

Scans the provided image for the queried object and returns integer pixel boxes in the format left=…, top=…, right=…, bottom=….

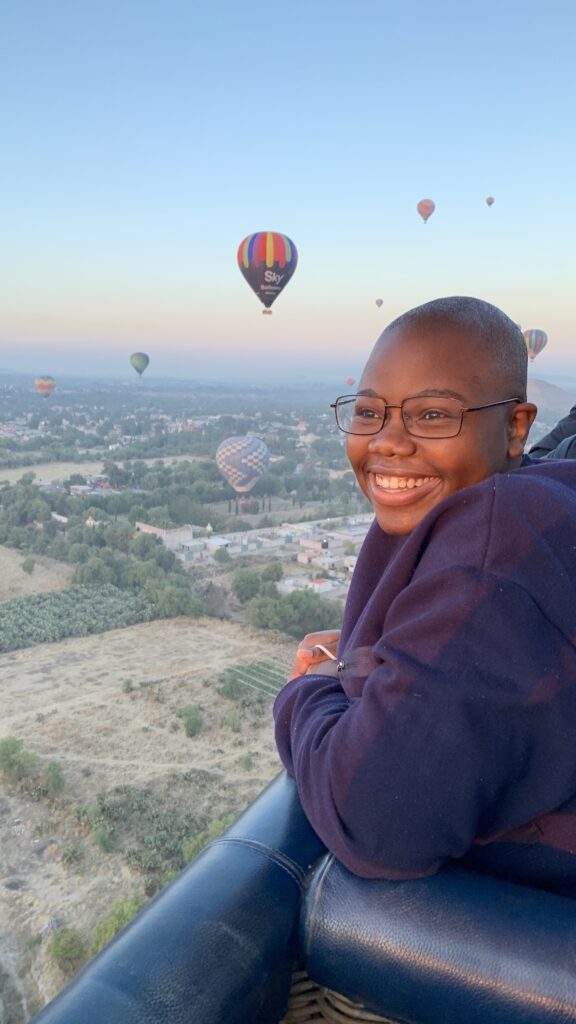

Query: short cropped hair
left=382, top=296, right=528, bottom=400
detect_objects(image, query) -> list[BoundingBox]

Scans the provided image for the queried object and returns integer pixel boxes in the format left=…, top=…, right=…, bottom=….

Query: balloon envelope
left=346, top=376, right=355, bottom=387
left=237, top=232, right=298, bottom=310
left=486, top=196, right=495, bottom=206
left=375, top=298, right=383, bottom=308
left=523, top=329, right=548, bottom=361
left=216, top=436, right=270, bottom=494
left=130, top=352, right=150, bottom=376
left=34, top=376, right=55, bottom=397
left=417, top=199, right=435, bottom=223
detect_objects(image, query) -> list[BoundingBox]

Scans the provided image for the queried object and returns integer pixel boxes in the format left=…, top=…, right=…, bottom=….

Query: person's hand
left=288, top=630, right=341, bottom=681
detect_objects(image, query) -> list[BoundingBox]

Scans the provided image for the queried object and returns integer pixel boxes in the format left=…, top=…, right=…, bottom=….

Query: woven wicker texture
left=280, top=968, right=398, bottom=1023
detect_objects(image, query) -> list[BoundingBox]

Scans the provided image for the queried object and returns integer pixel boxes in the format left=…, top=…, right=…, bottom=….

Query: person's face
left=346, top=327, right=536, bottom=535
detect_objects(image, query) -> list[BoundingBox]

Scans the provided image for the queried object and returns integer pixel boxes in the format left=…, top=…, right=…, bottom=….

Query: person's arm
left=529, top=404, right=576, bottom=456
left=274, top=567, right=573, bottom=880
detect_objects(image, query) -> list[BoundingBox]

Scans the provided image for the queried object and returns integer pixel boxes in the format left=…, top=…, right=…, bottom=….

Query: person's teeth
left=374, top=474, right=432, bottom=489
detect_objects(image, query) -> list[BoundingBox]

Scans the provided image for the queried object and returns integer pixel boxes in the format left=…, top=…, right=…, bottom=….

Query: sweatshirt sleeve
left=273, top=566, right=575, bottom=879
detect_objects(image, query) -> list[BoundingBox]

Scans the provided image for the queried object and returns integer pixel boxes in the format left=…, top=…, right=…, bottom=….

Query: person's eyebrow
left=357, top=387, right=467, bottom=400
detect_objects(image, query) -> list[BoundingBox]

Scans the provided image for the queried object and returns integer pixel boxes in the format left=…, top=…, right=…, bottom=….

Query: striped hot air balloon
left=237, top=232, right=298, bottom=312
left=216, top=436, right=270, bottom=494
left=523, top=329, right=548, bottom=361
left=417, top=199, right=435, bottom=223
left=34, top=376, right=56, bottom=398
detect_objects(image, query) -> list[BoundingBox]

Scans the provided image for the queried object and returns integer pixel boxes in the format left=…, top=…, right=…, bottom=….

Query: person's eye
left=420, top=407, right=451, bottom=420
left=354, top=404, right=381, bottom=420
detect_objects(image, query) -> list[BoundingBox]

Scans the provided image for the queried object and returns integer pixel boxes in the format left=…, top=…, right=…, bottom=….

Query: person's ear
left=507, top=402, right=537, bottom=457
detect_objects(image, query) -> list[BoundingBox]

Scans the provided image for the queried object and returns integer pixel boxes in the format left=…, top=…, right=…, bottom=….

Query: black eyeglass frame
left=330, top=395, right=522, bottom=438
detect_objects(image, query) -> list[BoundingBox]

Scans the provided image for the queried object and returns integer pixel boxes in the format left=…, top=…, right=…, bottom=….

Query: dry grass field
left=0, top=550, right=295, bottom=1020
left=0, top=547, right=73, bottom=603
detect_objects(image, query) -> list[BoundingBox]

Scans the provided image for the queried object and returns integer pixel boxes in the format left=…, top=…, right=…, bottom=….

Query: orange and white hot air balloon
left=417, top=199, right=435, bottom=223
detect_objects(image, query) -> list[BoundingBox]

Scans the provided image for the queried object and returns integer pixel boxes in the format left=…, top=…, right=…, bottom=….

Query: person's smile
left=366, top=468, right=441, bottom=505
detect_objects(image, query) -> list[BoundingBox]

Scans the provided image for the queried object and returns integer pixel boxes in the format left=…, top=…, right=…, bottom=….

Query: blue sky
left=1, top=0, right=575, bottom=383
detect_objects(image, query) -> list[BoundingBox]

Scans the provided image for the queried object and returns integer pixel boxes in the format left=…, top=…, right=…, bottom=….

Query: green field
left=216, top=660, right=289, bottom=700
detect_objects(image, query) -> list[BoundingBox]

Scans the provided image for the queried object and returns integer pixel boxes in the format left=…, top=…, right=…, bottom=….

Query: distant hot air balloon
left=34, top=376, right=55, bottom=398
left=486, top=196, right=495, bottom=207
left=216, top=436, right=270, bottom=495
left=417, top=199, right=435, bottom=223
left=375, top=298, right=383, bottom=308
left=237, top=232, right=298, bottom=313
left=130, top=352, right=150, bottom=376
left=346, top=376, right=355, bottom=387
left=523, top=329, right=548, bottom=361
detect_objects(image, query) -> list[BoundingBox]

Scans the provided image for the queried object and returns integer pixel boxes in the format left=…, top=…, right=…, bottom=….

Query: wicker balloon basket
left=280, top=968, right=397, bottom=1023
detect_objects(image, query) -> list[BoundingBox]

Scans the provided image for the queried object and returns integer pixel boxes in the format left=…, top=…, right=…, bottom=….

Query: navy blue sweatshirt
left=274, top=459, right=576, bottom=897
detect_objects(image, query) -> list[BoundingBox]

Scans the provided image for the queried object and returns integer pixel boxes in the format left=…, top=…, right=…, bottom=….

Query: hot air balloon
left=130, top=352, right=150, bottom=376
left=486, top=196, right=495, bottom=207
left=346, top=376, right=355, bottom=387
left=417, top=199, right=435, bottom=223
left=34, top=376, right=55, bottom=398
left=523, top=329, right=548, bottom=361
left=216, top=436, right=270, bottom=495
left=375, top=298, right=383, bottom=308
left=237, top=232, right=298, bottom=313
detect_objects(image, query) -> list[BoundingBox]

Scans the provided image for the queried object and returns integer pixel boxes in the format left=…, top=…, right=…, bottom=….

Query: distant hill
left=527, top=378, right=576, bottom=444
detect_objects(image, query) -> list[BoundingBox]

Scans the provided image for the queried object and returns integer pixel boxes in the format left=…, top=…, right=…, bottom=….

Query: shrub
left=45, top=761, right=65, bottom=796
left=61, top=844, right=84, bottom=867
left=181, top=704, right=203, bottom=737
left=92, top=823, right=115, bottom=852
left=47, top=928, right=85, bottom=974
left=216, top=670, right=244, bottom=701
left=182, top=815, right=235, bottom=863
left=226, top=709, right=242, bottom=733
left=21, top=556, right=35, bottom=574
left=0, top=737, right=37, bottom=781
left=240, top=753, right=254, bottom=770
left=90, top=895, right=144, bottom=955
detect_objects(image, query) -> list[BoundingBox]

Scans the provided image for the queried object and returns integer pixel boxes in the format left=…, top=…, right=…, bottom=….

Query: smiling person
left=274, top=296, right=576, bottom=897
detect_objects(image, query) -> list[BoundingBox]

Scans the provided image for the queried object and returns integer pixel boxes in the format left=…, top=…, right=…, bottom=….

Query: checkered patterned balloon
left=216, top=435, right=270, bottom=494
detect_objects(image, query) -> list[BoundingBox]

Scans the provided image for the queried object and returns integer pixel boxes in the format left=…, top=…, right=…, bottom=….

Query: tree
left=261, top=561, right=283, bottom=583
left=73, top=557, right=114, bottom=585
left=213, top=547, right=231, bottom=565
left=21, top=556, right=35, bottom=574
left=231, top=568, right=261, bottom=603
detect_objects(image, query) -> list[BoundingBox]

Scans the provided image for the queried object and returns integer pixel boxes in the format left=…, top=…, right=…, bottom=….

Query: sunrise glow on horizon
left=2, top=2, right=575, bottom=382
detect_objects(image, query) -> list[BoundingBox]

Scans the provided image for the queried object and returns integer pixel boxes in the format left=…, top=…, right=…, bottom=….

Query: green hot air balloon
left=130, top=352, right=150, bottom=377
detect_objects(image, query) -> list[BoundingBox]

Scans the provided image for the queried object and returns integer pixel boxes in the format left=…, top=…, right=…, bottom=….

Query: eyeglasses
left=331, top=395, right=521, bottom=439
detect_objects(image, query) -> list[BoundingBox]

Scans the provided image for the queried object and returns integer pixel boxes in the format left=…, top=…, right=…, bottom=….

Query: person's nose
left=367, top=407, right=417, bottom=455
